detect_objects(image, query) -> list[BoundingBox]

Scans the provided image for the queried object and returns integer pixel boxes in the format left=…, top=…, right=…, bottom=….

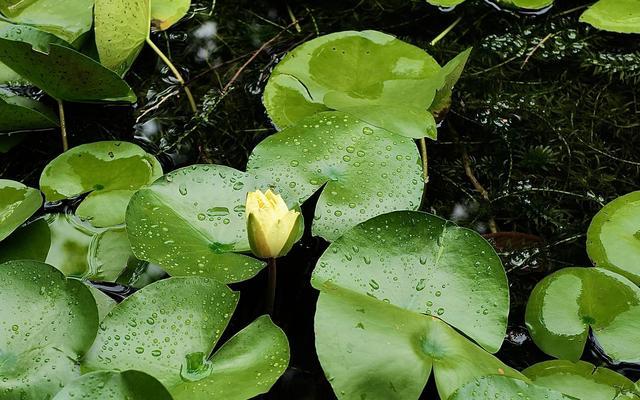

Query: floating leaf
left=87, top=285, right=117, bottom=320
left=247, top=112, right=424, bottom=241
left=580, top=0, right=640, bottom=34
left=95, top=0, right=150, bottom=75
left=523, top=360, right=639, bottom=400
left=83, top=278, right=289, bottom=399
left=587, top=191, right=640, bottom=285
left=126, top=164, right=265, bottom=283
left=0, top=0, right=94, bottom=43
left=429, top=47, right=472, bottom=117
left=0, top=132, right=27, bottom=152
left=151, top=0, right=191, bottom=31
left=315, top=286, right=520, bottom=400
left=450, top=375, right=572, bottom=400
left=525, top=267, right=640, bottom=363
left=40, top=141, right=162, bottom=227
left=52, top=370, right=173, bottom=400
left=0, top=260, right=98, bottom=399
left=496, top=0, right=554, bottom=10
left=263, top=30, right=450, bottom=138
left=0, top=179, right=42, bottom=241
left=0, top=36, right=136, bottom=103
left=0, top=90, right=58, bottom=133
left=426, top=0, right=466, bottom=7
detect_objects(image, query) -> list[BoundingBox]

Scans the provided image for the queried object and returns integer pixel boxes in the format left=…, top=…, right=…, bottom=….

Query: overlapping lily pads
left=40, top=141, right=162, bottom=227
left=263, top=30, right=471, bottom=139
left=0, top=179, right=42, bottom=241
left=83, top=277, right=290, bottom=400
left=0, top=90, right=58, bottom=133
left=52, top=370, right=173, bottom=400
left=126, top=164, right=265, bottom=283
left=523, top=360, right=640, bottom=400
left=450, top=375, right=571, bottom=400
left=0, top=260, right=99, bottom=399
left=587, top=191, right=640, bottom=285
left=247, top=112, right=424, bottom=241
left=525, top=267, right=640, bottom=363
left=312, top=210, right=512, bottom=399
left=580, top=0, right=640, bottom=34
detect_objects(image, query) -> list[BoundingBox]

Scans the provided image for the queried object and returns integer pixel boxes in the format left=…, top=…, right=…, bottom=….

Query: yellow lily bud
left=246, top=189, right=303, bottom=259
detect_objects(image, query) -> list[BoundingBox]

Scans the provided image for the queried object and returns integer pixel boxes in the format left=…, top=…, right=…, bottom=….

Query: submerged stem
left=57, top=99, right=68, bottom=151
left=266, top=258, right=277, bottom=316
left=145, top=36, right=198, bottom=113
left=430, top=16, right=463, bottom=47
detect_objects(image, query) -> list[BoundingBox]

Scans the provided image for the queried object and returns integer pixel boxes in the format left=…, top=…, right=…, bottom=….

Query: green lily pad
left=0, top=260, right=98, bottom=399
left=429, top=48, right=472, bottom=117
left=0, top=61, right=22, bottom=84
left=580, top=0, right=640, bottom=34
left=95, top=0, right=150, bottom=75
left=0, top=35, right=136, bottom=103
left=126, top=164, right=265, bottom=283
left=87, top=285, right=117, bottom=320
left=0, top=132, right=28, bottom=152
left=450, top=375, right=572, bottom=400
left=83, top=278, right=289, bottom=399
left=312, top=210, right=509, bottom=352
left=0, top=214, right=143, bottom=281
left=0, top=179, right=42, bottom=241
left=247, top=112, right=424, bottom=241
left=52, top=370, right=173, bottom=400
left=496, top=0, right=554, bottom=10
left=0, top=90, right=58, bottom=133
left=314, top=286, right=520, bottom=400
left=0, top=0, right=94, bottom=43
left=525, top=267, right=640, bottom=363
left=587, top=191, right=640, bottom=285
left=40, top=141, right=163, bottom=227
left=263, top=30, right=456, bottom=139
left=523, top=360, right=639, bottom=400
left=151, top=0, right=191, bottom=31
left=426, top=0, right=466, bottom=7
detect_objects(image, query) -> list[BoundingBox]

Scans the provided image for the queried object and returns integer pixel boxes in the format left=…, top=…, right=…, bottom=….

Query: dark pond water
left=1, top=0, right=639, bottom=398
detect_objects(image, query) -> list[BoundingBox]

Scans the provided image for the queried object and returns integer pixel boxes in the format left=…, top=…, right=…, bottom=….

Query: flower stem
left=145, top=36, right=197, bottom=113
left=57, top=99, right=68, bottom=151
left=430, top=16, right=463, bottom=47
left=419, top=138, right=429, bottom=184
left=266, top=258, right=277, bottom=316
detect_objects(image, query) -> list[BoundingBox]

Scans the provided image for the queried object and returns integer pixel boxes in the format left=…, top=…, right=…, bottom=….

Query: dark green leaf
left=52, top=370, right=173, bottom=400
left=0, top=179, right=42, bottom=241
left=450, top=375, right=572, bottom=400
left=0, top=91, right=58, bottom=133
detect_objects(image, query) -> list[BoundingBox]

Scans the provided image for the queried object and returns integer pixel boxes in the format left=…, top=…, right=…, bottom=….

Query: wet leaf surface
left=0, top=179, right=42, bottom=241
left=51, top=370, right=173, bottom=400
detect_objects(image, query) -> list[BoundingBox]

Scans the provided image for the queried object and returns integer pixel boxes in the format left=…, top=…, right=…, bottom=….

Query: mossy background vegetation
left=1, top=0, right=638, bottom=397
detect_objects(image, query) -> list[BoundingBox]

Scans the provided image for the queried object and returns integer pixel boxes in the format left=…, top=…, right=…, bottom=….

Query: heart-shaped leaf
left=95, top=0, right=150, bottom=75
left=40, top=141, right=163, bottom=227
left=0, top=214, right=142, bottom=282
left=312, top=211, right=513, bottom=399
left=83, top=277, right=289, bottom=399
left=315, top=286, right=520, bottom=400
left=312, top=210, right=509, bottom=352
left=450, top=375, right=572, bottom=400
left=0, top=0, right=94, bottom=43
left=0, top=260, right=98, bottom=399
left=0, top=90, right=58, bottom=133
left=525, top=267, right=640, bottom=363
left=0, top=34, right=136, bottom=103
left=52, top=370, right=173, bottom=400
left=126, top=164, right=265, bottom=283
left=247, top=112, right=424, bottom=241
left=523, top=360, right=639, bottom=400
left=0, top=179, right=42, bottom=241
left=587, top=191, right=640, bottom=285
left=263, top=30, right=458, bottom=139
left=151, top=0, right=191, bottom=31
left=580, top=0, right=640, bottom=34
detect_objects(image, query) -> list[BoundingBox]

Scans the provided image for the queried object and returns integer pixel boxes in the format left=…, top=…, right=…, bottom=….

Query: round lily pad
left=496, top=0, right=554, bottom=10
left=312, top=210, right=509, bottom=352
left=126, top=164, right=265, bottom=283
left=580, top=0, right=640, bottom=34
left=40, top=141, right=163, bottom=227
left=52, top=370, right=173, bottom=400
left=449, top=375, right=572, bottom=400
left=0, top=260, right=98, bottom=399
left=525, top=267, right=640, bottom=363
left=315, top=286, right=520, bottom=400
left=523, top=360, right=639, bottom=400
left=0, top=179, right=42, bottom=241
left=247, top=112, right=424, bottom=241
left=151, top=0, right=191, bottom=31
left=587, top=191, right=640, bottom=285
left=263, top=30, right=448, bottom=139
left=83, top=277, right=289, bottom=399
left=0, top=91, right=58, bottom=133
